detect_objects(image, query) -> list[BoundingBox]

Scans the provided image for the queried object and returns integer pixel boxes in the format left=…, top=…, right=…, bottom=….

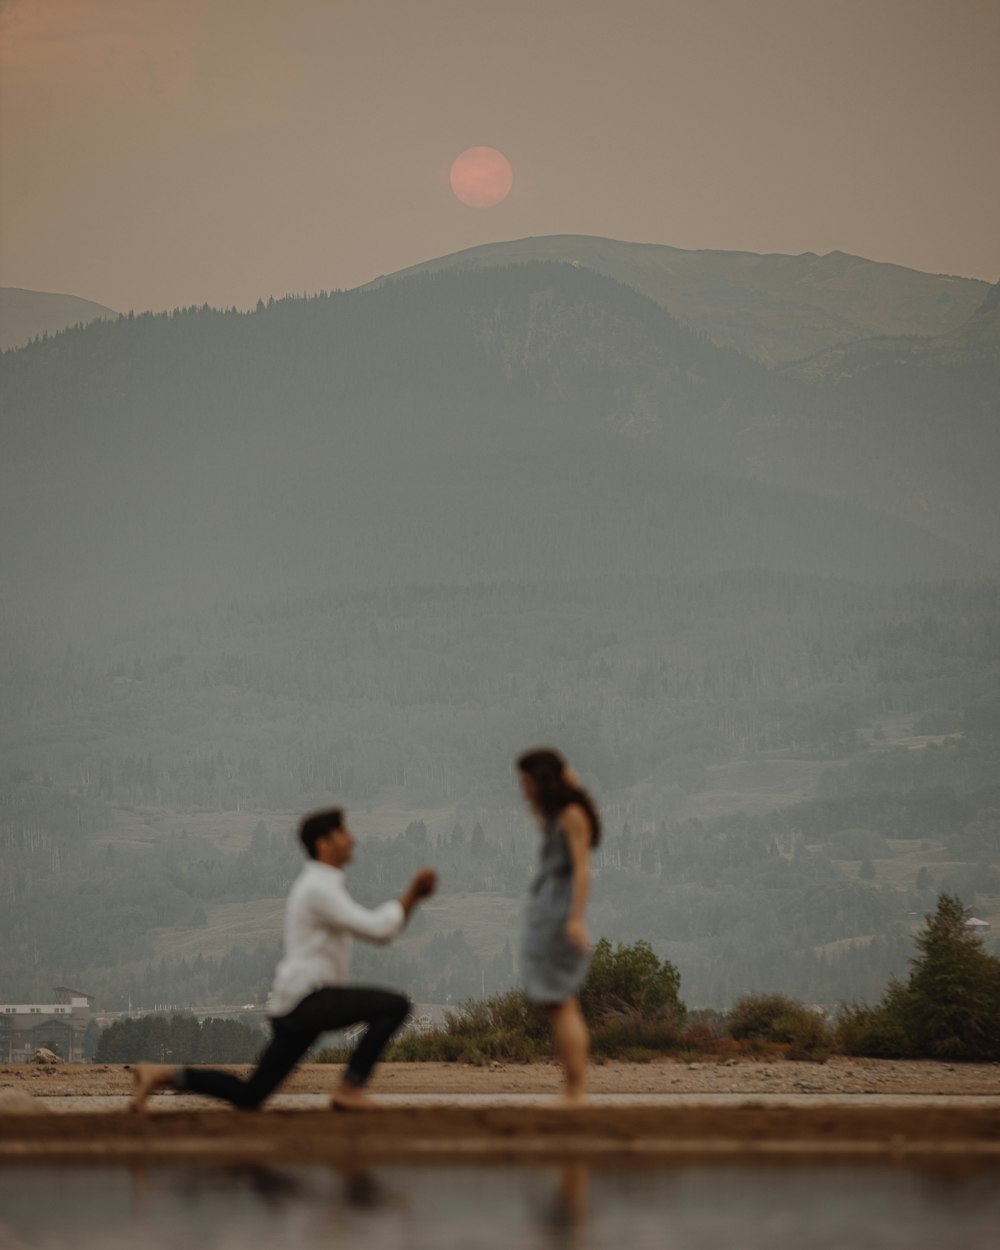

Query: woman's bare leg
left=546, top=998, right=588, bottom=1104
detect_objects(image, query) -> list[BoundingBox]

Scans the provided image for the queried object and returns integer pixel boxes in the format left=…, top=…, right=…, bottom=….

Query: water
left=1, top=1162, right=998, bottom=1250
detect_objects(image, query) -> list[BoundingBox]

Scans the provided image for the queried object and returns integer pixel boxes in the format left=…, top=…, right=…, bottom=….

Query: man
left=131, top=807, right=436, bottom=1111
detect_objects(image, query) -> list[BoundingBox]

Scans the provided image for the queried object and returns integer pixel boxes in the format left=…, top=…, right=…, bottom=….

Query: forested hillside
left=3, top=573, right=998, bottom=1009
left=0, top=287, right=118, bottom=352
left=1, top=264, right=994, bottom=630
left=2, top=246, right=998, bottom=1020
left=369, top=236, right=990, bottom=363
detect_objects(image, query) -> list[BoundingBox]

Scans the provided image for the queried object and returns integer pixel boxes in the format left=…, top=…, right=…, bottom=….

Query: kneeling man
left=132, top=807, right=436, bottom=1111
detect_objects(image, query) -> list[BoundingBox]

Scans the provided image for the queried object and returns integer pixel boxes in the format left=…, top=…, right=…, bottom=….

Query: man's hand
left=410, top=868, right=438, bottom=899
left=400, top=868, right=438, bottom=918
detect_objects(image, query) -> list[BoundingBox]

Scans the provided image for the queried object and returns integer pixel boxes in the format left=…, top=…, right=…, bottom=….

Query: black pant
left=176, top=986, right=410, bottom=1109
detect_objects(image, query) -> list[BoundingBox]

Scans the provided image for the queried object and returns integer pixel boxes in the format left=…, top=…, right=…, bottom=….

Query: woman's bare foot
left=546, top=1091, right=588, bottom=1109
left=331, top=1082, right=382, bottom=1111
left=130, top=1063, right=175, bottom=1111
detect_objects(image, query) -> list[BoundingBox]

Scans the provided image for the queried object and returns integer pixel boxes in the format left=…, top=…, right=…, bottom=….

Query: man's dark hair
left=298, top=807, right=344, bottom=859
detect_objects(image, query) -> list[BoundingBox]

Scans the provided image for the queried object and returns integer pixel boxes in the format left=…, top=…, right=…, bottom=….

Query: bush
left=727, top=993, right=831, bottom=1061
left=681, top=1008, right=728, bottom=1052
left=316, top=941, right=690, bottom=1064
left=835, top=996, right=911, bottom=1059
left=781, top=1010, right=832, bottom=1062
left=443, top=989, right=550, bottom=1045
left=591, top=1012, right=682, bottom=1059
left=316, top=989, right=552, bottom=1065
left=728, top=993, right=800, bottom=1041
left=579, top=938, right=686, bottom=1026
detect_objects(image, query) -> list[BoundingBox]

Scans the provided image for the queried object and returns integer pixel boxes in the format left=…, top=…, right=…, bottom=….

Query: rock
left=0, top=1088, right=50, bottom=1113
left=32, top=1048, right=62, bottom=1065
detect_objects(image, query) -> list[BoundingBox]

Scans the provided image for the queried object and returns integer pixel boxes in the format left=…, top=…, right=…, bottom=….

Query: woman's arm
left=562, top=804, right=592, bottom=952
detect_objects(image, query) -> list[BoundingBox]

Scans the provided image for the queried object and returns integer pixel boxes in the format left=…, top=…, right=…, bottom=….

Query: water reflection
left=540, top=1162, right=590, bottom=1249
left=1, top=1161, right=999, bottom=1250
left=340, top=1164, right=386, bottom=1210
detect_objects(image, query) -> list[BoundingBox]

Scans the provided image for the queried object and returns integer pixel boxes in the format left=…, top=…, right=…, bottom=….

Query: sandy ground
left=4, top=1056, right=999, bottom=1101
left=2, top=1059, right=999, bottom=1165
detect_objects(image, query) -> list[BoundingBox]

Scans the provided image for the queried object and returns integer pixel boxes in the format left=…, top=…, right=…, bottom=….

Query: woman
left=517, top=747, right=601, bottom=1104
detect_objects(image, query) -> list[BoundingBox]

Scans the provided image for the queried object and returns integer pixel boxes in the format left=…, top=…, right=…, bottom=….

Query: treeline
left=373, top=900, right=1000, bottom=1066
left=2, top=572, right=998, bottom=1009
left=94, top=1013, right=265, bottom=1064
left=2, top=728, right=999, bottom=1008
left=4, top=573, right=999, bottom=814
left=90, top=899, right=1000, bottom=1066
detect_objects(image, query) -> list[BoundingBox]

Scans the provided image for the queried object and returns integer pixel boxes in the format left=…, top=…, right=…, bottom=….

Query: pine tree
left=901, top=894, right=1000, bottom=1060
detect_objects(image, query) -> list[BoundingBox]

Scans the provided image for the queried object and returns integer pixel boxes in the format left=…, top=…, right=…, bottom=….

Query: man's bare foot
left=331, top=1083, right=383, bottom=1111
left=130, top=1063, right=175, bottom=1111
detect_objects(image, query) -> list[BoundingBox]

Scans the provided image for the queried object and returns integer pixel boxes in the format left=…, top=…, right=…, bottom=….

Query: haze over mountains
left=2, top=248, right=997, bottom=627
left=2, top=237, right=999, bottom=1014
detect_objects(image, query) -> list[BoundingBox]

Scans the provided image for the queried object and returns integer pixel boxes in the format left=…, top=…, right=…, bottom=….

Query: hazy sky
left=1, top=0, right=998, bottom=312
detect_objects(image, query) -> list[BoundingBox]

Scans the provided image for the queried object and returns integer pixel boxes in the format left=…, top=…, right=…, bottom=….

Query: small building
left=0, top=987, right=92, bottom=1063
left=965, top=917, right=991, bottom=931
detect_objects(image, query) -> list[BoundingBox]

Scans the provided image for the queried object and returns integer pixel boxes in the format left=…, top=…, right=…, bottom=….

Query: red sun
left=450, top=146, right=513, bottom=208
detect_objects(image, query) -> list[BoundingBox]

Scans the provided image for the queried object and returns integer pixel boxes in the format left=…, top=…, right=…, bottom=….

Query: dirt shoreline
left=3, top=1059, right=999, bottom=1165
left=5, top=1056, right=1000, bottom=1099
left=3, top=1104, right=999, bottom=1166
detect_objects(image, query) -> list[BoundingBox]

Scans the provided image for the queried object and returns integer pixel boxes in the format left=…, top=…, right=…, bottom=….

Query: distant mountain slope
left=365, top=235, right=989, bottom=364
left=945, top=278, right=1000, bottom=350
left=784, top=279, right=1000, bottom=383
left=0, top=287, right=119, bottom=352
left=750, top=280, right=1000, bottom=560
left=0, top=263, right=989, bottom=626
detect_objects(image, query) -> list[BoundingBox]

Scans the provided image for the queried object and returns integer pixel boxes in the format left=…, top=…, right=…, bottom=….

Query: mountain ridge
left=0, top=286, right=119, bottom=352
left=1, top=262, right=992, bottom=629
left=364, top=234, right=990, bottom=364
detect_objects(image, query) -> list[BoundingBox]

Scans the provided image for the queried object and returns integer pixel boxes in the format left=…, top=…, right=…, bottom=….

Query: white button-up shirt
left=268, top=860, right=405, bottom=1017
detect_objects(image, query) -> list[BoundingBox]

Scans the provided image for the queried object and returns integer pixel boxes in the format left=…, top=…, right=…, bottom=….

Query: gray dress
left=521, top=820, right=591, bottom=1004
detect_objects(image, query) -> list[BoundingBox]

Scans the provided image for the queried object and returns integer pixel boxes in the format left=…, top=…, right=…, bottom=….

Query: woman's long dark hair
left=517, top=748, right=602, bottom=848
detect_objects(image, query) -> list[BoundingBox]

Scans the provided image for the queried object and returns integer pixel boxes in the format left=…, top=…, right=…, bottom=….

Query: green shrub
left=441, top=990, right=549, bottom=1045
left=315, top=941, right=690, bottom=1064
left=591, top=1012, right=682, bottom=1058
left=835, top=997, right=911, bottom=1059
left=680, top=1009, right=729, bottom=1052
left=316, top=990, right=552, bottom=1064
left=727, top=993, right=831, bottom=1060
left=780, top=1010, right=832, bottom=1062
left=727, top=993, right=801, bottom=1041
left=580, top=938, right=686, bottom=1025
